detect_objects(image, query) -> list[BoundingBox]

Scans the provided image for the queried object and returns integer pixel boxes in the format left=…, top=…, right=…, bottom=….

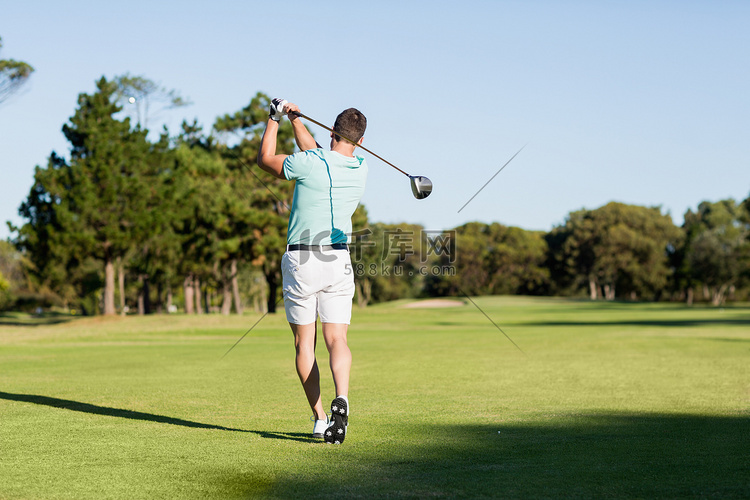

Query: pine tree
left=0, top=35, right=34, bottom=105
left=15, top=77, right=156, bottom=314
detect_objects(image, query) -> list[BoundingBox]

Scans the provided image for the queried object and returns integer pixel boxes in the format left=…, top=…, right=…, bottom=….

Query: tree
left=424, top=222, right=548, bottom=297
left=442, top=222, right=490, bottom=296
left=0, top=36, right=34, bottom=105
left=169, top=119, right=275, bottom=315
left=682, top=199, right=750, bottom=305
left=14, top=77, right=157, bottom=315
left=484, top=224, right=549, bottom=295
left=349, top=205, right=373, bottom=307
left=0, top=241, right=24, bottom=310
left=350, top=221, right=428, bottom=303
left=214, top=92, right=299, bottom=313
left=546, top=202, right=681, bottom=300
left=171, top=126, right=229, bottom=314
left=12, top=152, right=101, bottom=314
left=124, top=130, right=183, bottom=314
left=106, top=75, right=192, bottom=314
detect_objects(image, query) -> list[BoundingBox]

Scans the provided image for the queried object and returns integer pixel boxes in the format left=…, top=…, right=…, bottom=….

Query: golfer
left=257, top=98, right=368, bottom=444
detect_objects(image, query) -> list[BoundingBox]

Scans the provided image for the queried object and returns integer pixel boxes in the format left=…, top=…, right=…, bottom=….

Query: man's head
left=333, top=108, right=367, bottom=145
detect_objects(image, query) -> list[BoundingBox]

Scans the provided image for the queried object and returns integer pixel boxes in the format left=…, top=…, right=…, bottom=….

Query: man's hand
left=269, top=98, right=288, bottom=122
left=284, top=102, right=301, bottom=120
left=285, top=102, right=319, bottom=151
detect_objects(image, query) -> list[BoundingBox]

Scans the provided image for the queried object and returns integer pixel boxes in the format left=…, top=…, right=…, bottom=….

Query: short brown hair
left=333, top=108, right=367, bottom=143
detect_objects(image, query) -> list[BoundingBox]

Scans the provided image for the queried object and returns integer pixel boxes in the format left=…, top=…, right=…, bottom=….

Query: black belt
left=287, top=243, right=349, bottom=251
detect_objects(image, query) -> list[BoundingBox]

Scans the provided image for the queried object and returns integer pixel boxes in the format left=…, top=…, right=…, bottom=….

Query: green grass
left=1, top=297, right=748, bottom=499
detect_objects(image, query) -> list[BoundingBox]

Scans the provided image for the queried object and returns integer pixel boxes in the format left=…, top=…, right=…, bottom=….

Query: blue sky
left=1, top=0, right=748, bottom=240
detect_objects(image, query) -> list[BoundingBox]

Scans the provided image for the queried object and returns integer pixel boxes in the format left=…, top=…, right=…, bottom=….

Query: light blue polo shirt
left=283, top=149, right=368, bottom=245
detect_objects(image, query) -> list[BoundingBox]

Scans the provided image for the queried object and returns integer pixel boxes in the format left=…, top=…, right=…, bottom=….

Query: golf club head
left=410, top=175, right=433, bottom=200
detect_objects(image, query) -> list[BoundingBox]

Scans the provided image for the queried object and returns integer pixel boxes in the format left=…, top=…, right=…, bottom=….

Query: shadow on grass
left=525, top=318, right=750, bottom=328
left=434, top=318, right=750, bottom=331
left=219, top=413, right=750, bottom=499
left=0, top=391, right=316, bottom=443
left=0, top=311, right=75, bottom=327
left=704, top=337, right=750, bottom=343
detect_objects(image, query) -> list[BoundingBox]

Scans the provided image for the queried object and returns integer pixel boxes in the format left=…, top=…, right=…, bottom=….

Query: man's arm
left=285, top=103, right=320, bottom=151
left=257, top=118, right=288, bottom=179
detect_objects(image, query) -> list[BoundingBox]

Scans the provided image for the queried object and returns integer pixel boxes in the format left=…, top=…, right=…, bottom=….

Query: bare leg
left=322, top=322, right=351, bottom=398
left=290, top=322, right=326, bottom=420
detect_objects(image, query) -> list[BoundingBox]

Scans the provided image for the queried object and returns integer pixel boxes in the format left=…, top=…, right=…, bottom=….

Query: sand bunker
left=402, top=299, right=466, bottom=308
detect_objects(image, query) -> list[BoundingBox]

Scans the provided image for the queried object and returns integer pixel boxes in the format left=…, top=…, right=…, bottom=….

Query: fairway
left=1, top=297, right=749, bottom=499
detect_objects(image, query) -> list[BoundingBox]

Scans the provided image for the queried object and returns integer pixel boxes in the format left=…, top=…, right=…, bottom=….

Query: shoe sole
left=324, top=397, right=348, bottom=444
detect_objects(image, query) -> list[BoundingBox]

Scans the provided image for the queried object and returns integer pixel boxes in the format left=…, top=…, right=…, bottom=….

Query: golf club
left=290, top=111, right=433, bottom=200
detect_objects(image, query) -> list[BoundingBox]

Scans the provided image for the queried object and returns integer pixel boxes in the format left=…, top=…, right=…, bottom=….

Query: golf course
left=1, top=296, right=748, bottom=499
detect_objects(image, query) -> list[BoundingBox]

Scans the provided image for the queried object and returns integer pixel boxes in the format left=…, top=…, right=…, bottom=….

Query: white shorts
left=281, top=248, right=355, bottom=325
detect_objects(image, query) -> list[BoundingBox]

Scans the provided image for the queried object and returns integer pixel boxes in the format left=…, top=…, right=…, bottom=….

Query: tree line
left=2, top=77, right=749, bottom=314
left=348, top=198, right=750, bottom=307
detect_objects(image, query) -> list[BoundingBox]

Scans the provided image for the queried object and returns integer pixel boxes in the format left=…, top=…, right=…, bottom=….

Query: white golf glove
left=269, top=98, right=288, bottom=122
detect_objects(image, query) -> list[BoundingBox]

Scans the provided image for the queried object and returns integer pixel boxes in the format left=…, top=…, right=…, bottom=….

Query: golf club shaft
left=291, top=111, right=410, bottom=177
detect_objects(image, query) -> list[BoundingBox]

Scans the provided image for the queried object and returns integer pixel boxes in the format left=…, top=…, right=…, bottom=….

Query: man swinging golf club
left=257, top=98, right=368, bottom=444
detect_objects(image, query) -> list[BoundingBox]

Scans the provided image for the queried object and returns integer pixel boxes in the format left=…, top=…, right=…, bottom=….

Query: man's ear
left=357, top=137, right=364, bottom=145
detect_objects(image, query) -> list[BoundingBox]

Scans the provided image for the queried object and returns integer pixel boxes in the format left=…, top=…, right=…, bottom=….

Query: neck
left=331, top=140, right=357, bottom=157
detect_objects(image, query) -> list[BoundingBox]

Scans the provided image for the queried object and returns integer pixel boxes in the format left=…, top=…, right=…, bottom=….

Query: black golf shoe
left=324, top=397, right=348, bottom=444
